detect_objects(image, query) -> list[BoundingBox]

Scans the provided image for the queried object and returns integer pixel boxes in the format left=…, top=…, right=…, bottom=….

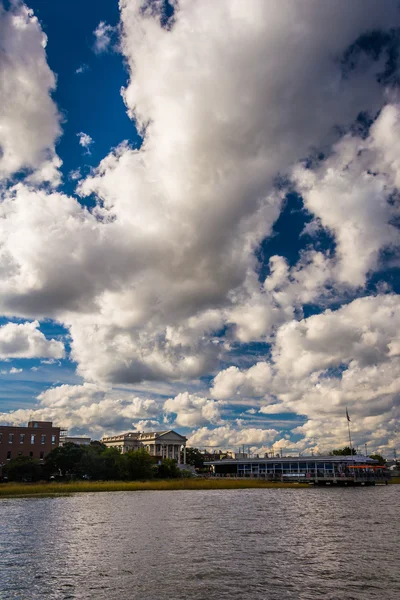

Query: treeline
left=329, top=447, right=386, bottom=464
left=2, top=442, right=189, bottom=482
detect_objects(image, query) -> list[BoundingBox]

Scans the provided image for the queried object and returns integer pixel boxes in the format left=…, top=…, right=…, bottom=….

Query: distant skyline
left=0, top=0, right=399, bottom=456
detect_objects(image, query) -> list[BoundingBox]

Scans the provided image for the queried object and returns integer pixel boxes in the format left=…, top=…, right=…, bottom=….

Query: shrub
left=3, top=457, right=42, bottom=482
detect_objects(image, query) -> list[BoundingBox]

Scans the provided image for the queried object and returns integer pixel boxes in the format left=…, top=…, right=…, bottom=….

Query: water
left=0, top=487, right=399, bottom=600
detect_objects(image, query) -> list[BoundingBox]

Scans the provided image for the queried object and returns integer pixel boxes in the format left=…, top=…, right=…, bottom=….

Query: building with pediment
left=101, top=429, right=187, bottom=464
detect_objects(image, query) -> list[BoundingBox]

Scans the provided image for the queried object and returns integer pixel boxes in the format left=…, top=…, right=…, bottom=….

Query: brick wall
left=0, top=422, right=60, bottom=466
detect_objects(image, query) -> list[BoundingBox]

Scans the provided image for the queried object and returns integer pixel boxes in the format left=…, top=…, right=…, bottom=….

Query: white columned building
left=101, top=430, right=187, bottom=464
left=138, top=430, right=187, bottom=464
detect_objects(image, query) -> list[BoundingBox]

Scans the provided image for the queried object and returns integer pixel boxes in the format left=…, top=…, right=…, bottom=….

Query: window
left=33, top=422, right=38, bottom=428
left=9, top=433, right=14, bottom=444
left=30, top=434, right=35, bottom=444
left=41, top=435, right=46, bottom=445
left=29, top=451, right=33, bottom=457
left=7, top=451, right=11, bottom=460
left=0, top=432, right=2, bottom=443
left=51, top=435, right=56, bottom=445
left=20, top=434, right=25, bottom=444
left=18, top=451, right=22, bottom=457
left=40, top=451, right=44, bottom=460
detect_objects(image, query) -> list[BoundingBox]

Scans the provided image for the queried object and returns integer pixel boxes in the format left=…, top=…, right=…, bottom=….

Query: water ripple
left=0, top=487, right=399, bottom=599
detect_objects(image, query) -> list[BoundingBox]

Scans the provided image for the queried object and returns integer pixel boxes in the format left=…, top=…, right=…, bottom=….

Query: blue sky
left=0, top=1, right=399, bottom=456
left=29, top=0, right=139, bottom=192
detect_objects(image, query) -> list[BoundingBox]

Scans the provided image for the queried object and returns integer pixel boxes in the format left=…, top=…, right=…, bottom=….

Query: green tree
left=329, top=446, right=357, bottom=456
left=89, top=441, right=107, bottom=451
left=183, top=447, right=204, bottom=468
left=369, top=453, right=386, bottom=465
left=3, top=457, right=42, bottom=482
left=45, top=442, right=85, bottom=478
left=156, top=458, right=181, bottom=479
left=78, top=444, right=109, bottom=480
left=99, top=447, right=126, bottom=480
left=179, top=469, right=194, bottom=478
left=124, top=448, right=155, bottom=480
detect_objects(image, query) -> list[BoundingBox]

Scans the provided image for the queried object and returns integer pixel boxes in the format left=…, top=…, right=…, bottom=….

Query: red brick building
left=0, top=421, right=60, bottom=471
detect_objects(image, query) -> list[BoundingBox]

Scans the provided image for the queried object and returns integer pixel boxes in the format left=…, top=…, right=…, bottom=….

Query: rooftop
left=0, top=421, right=59, bottom=430
left=205, top=455, right=378, bottom=464
left=101, top=429, right=187, bottom=442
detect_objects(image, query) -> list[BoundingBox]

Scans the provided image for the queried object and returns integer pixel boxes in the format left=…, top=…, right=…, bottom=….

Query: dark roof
left=205, top=455, right=378, bottom=465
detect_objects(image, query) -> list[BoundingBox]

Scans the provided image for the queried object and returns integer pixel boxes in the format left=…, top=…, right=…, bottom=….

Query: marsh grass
left=0, top=478, right=309, bottom=498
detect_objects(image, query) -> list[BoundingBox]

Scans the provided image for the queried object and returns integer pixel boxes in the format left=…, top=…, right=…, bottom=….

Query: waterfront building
left=205, top=454, right=390, bottom=485
left=101, top=429, right=187, bottom=464
left=0, top=421, right=60, bottom=470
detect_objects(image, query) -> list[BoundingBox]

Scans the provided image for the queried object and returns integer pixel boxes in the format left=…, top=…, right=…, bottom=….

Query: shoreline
left=0, top=478, right=309, bottom=498
left=1, top=477, right=398, bottom=498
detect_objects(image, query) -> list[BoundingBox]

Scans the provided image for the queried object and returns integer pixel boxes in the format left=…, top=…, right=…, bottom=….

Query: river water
left=0, top=487, right=399, bottom=600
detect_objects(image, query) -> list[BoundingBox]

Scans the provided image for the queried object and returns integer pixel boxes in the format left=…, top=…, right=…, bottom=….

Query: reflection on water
left=0, top=487, right=399, bottom=599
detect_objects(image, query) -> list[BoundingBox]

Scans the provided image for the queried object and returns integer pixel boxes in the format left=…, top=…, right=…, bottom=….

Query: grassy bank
left=0, top=478, right=309, bottom=498
left=1, top=477, right=397, bottom=498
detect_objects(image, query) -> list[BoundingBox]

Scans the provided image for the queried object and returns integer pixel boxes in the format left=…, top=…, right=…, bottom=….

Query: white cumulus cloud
left=293, top=105, right=400, bottom=288
left=0, top=320, right=65, bottom=359
left=210, top=294, right=400, bottom=453
left=163, top=392, right=223, bottom=428
left=9, top=367, right=22, bottom=374
left=77, top=132, right=94, bottom=154
left=0, top=2, right=61, bottom=185
left=0, top=383, right=161, bottom=435
left=93, top=21, right=116, bottom=53
left=188, top=425, right=278, bottom=450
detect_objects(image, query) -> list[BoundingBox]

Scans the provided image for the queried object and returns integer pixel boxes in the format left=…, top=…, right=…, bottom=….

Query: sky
left=0, top=0, right=399, bottom=457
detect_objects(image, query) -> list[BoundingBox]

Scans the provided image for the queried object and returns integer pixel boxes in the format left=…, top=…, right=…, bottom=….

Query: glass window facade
left=213, top=458, right=383, bottom=481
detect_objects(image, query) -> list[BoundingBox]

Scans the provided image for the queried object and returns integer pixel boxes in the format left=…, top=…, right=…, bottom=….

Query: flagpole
left=347, top=419, right=353, bottom=452
left=346, top=408, right=353, bottom=454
